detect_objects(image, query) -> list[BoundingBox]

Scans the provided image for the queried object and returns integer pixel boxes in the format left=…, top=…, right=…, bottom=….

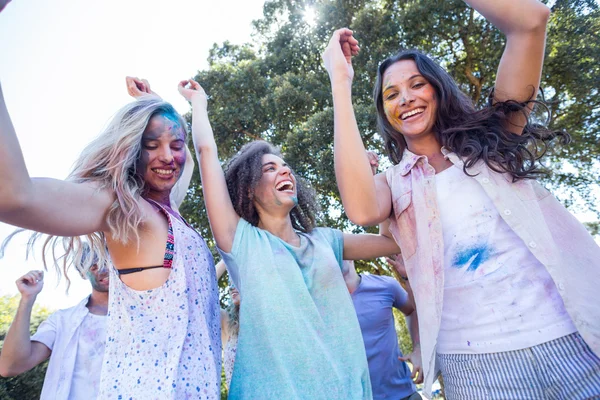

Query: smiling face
left=253, top=153, right=298, bottom=216
left=138, top=113, right=187, bottom=202
left=86, top=263, right=109, bottom=293
left=382, top=60, right=438, bottom=147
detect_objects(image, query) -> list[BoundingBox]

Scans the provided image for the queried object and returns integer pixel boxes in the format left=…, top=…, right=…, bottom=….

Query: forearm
left=343, top=232, right=400, bottom=260
left=464, top=0, right=550, bottom=35
left=0, top=84, right=33, bottom=211
left=190, top=100, right=218, bottom=155
left=190, top=99, right=238, bottom=251
left=0, top=297, right=36, bottom=374
left=331, top=83, right=382, bottom=226
left=405, top=305, right=420, bottom=349
left=467, top=0, right=549, bottom=131
left=215, top=260, right=227, bottom=280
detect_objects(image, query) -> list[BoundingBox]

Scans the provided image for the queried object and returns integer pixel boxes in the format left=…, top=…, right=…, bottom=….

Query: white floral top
left=99, top=202, right=221, bottom=399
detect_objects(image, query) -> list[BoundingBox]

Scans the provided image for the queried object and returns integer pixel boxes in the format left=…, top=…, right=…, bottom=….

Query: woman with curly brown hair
left=178, top=78, right=401, bottom=400
left=323, top=0, right=600, bottom=399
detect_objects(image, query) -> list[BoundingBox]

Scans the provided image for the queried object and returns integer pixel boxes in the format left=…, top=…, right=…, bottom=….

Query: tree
left=181, top=0, right=599, bottom=275
left=0, top=295, right=53, bottom=400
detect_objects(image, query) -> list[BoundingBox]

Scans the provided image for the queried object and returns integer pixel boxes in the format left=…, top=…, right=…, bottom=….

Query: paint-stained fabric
left=99, top=203, right=221, bottom=400
left=435, top=164, right=576, bottom=354
left=31, top=296, right=99, bottom=400
left=219, top=218, right=372, bottom=400
left=385, top=148, right=600, bottom=399
left=351, top=273, right=416, bottom=400
left=223, top=330, right=238, bottom=389
left=68, top=313, right=106, bottom=400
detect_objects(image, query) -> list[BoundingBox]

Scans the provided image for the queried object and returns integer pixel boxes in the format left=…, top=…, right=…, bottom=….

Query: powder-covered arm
left=179, top=79, right=239, bottom=253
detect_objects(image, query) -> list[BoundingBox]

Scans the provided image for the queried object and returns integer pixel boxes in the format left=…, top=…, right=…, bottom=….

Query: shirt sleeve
left=217, top=218, right=255, bottom=291
left=30, top=312, right=59, bottom=351
left=389, top=277, right=409, bottom=310
left=318, top=228, right=343, bottom=271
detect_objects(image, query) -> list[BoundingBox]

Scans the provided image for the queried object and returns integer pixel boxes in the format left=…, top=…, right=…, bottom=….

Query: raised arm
left=0, top=83, right=113, bottom=235
left=323, top=30, right=392, bottom=226
left=0, top=271, right=52, bottom=377
left=178, top=80, right=239, bottom=252
left=467, top=0, right=550, bottom=134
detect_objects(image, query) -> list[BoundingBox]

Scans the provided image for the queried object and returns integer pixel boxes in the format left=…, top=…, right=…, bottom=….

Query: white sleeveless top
left=99, top=201, right=222, bottom=399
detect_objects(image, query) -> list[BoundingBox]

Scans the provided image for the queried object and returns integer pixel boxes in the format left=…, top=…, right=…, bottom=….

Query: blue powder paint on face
left=452, top=244, right=491, bottom=271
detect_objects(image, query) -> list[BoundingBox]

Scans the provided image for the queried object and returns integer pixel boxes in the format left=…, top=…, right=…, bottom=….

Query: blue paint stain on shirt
left=452, top=245, right=491, bottom=271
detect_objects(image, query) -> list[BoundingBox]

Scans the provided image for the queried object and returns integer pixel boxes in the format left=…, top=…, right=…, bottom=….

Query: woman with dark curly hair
left=323, top=0, right=600, bottom=399
left=178, top=78, right=401, bottom=400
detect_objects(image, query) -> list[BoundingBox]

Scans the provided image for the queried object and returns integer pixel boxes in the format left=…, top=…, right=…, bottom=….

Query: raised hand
left=399, top=343, right=423, bottom=384
left=15, top=270, right=44, bottom=299
left=178, top=79, right=207, bottom=108
left=126, top=76, right=159, bottom=99
left=322, top=28, right=359, bottom=85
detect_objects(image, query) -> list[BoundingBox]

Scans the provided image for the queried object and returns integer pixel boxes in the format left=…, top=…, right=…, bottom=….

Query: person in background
left=342, top=151, right=422, bottom=400
left=0, top=244, right=109, bottom=400
left=215, top=260, right=240, bottom=390
left=343, top=259, right=422, bottom=400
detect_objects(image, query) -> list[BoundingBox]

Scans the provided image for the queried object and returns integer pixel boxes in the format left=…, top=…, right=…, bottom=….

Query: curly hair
left=223, top=141, right=318, bottom=233
left=373, top=50, right=570, bottom=181
left=1, top=98, right=188, bottom=286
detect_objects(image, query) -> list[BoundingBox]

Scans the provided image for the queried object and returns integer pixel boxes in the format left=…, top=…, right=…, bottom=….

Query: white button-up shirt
left=385, top=149, right=600, bottom=398
left=31, top=296, right=102, bottom=400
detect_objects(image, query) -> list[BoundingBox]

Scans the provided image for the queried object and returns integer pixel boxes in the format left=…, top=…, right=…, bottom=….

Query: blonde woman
left=0, top=76, right=221, bottom=398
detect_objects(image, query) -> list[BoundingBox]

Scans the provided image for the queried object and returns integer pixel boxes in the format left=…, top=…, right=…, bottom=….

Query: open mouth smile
left=152, top=168, right=176, bottom=178
left=275, top=180, right=295, bottom=193
left=401, top=108, right=425, bottom=120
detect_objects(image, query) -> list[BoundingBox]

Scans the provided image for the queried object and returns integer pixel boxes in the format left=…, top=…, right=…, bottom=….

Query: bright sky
left=0, top=0, right=266, bottom=309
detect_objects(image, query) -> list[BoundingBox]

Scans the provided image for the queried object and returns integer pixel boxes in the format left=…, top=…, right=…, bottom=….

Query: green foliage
left=0, top=295, right=53, bottom=400
left=393, top=307, right=411, bottom=356
left=180, top=0, right=599, bottom=283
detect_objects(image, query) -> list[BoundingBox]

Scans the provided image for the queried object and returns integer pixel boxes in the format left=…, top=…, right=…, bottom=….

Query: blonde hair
left=1, top=98, right=188, bottom=287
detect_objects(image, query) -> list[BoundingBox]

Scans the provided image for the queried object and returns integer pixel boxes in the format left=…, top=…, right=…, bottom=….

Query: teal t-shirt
left=219, top=218, right=372, bottom=400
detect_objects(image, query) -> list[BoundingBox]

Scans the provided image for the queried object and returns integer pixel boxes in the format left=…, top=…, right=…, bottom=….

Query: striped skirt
left=438, top=333, right=600, bottom=399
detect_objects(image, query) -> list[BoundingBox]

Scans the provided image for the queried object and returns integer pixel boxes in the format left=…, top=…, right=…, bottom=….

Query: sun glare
left=303, top=7, right=317, bottom=27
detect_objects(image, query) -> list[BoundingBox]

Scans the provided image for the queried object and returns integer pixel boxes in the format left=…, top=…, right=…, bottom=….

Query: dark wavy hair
left=223, top=141, right=318, bottom=232
left=373, top=50, right=569, bottom=180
